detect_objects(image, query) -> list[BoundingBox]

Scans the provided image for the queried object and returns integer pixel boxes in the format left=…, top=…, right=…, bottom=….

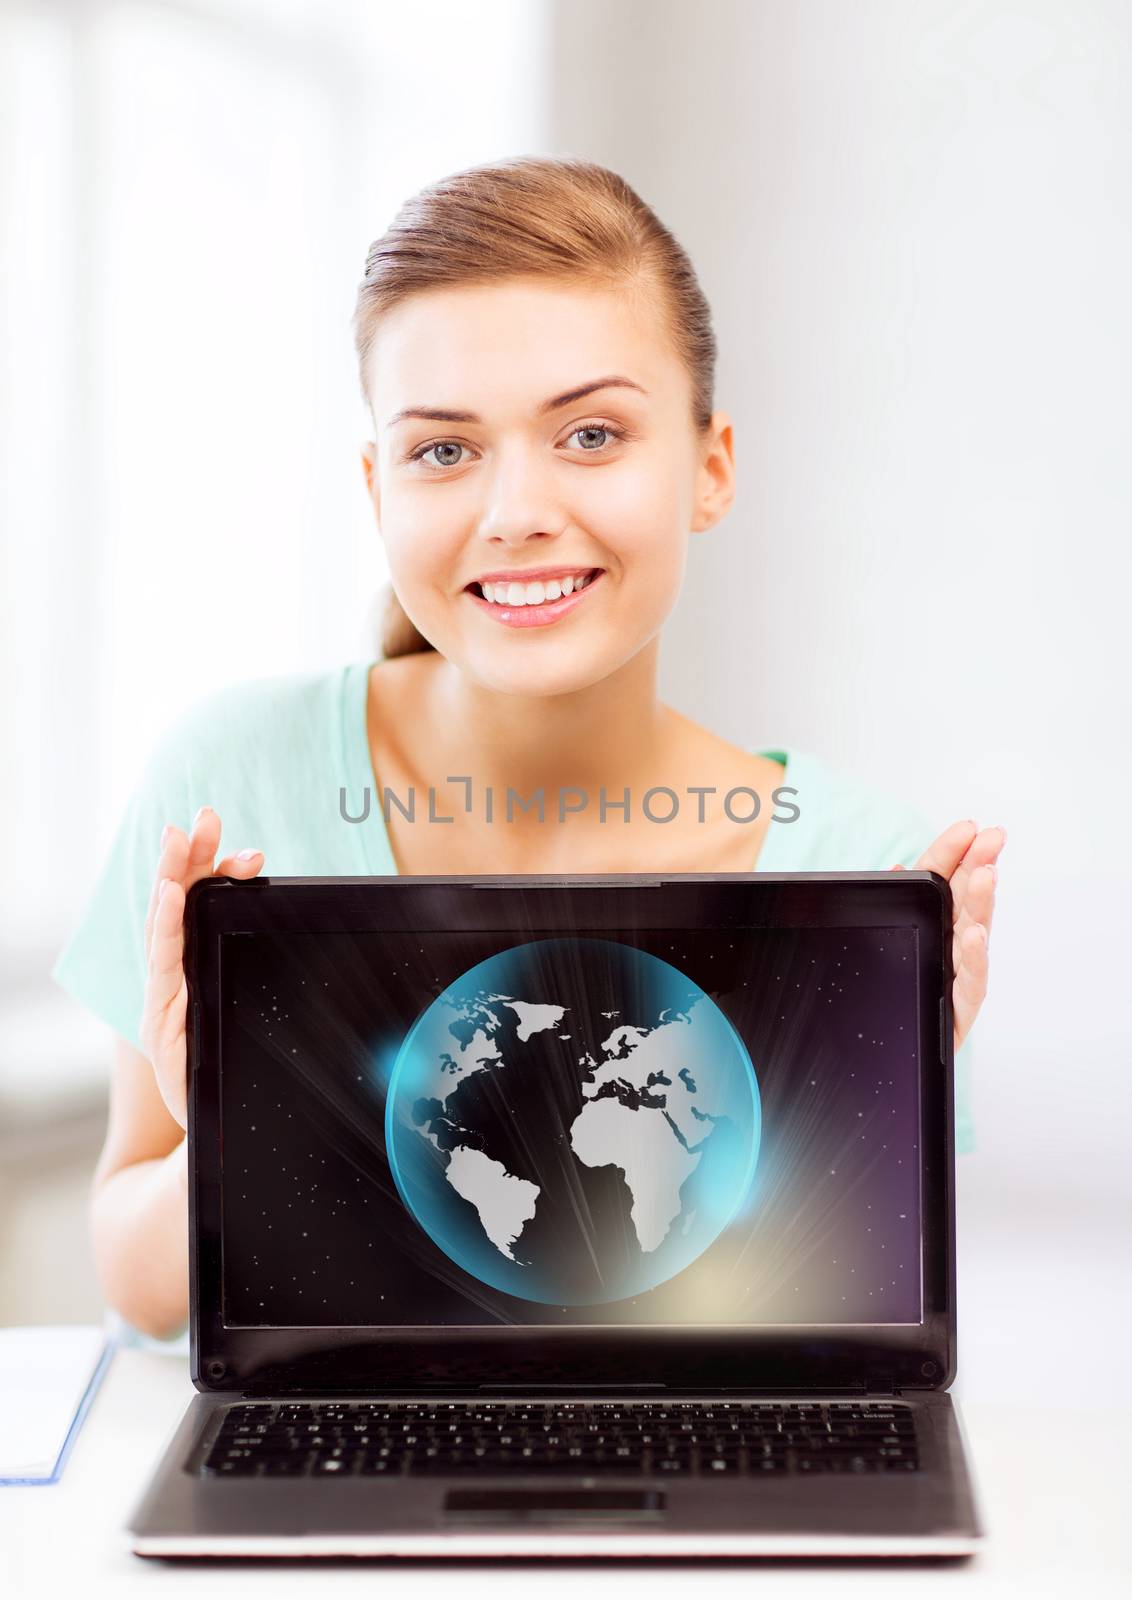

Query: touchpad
left=443, top=1488, right=665, bottom=1522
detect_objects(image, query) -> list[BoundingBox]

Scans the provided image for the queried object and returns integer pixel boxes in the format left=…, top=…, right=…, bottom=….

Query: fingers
left=963, top=861, right=998, bottom=943
left=144, top=823, right=190, bottom=965
left=139, top=807, right=263, bottom=1131
left=177, top=805, right=266, bottom=889
left=144, top=809, right=264, bottom=965
left=952, top=919, right=989, bottom=1052
left=143, top=813, right=207, bottom=965
left=909, top=819, right=979, bottom=877
left=950, top=825, right=1005, bottom=970
left=141, top=876, right=190, bottom=1126
left=146, top=875, right=187, bottom=1021
left=896, top=818, right=1003, bottom=1051
left=948, top=824, right=1004, bottom=1046
left=183, top=805, right=224, bottom=892
left=215, top=847, right=264, bottom=877
left=953, top=825, right=1006, bottom=897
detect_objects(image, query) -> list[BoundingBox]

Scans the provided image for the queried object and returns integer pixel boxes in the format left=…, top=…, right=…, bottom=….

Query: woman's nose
left=475, top=442, right=564, bottom=546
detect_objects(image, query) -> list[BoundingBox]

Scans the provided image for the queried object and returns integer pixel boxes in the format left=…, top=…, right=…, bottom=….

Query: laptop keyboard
left=202, top=1400, right=920, bottom=1478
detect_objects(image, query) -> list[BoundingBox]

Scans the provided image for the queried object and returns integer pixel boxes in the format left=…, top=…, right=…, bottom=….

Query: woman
left=52, top=157, right=1003, bottom=1339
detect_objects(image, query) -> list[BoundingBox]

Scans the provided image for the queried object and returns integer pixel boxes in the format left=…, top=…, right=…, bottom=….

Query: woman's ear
left=690, top=412, right=736, bottom=534
left=361, top=442, right=381, bottom=520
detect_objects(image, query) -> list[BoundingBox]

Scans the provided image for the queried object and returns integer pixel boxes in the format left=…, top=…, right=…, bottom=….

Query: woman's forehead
left=366, top=279, right=680, bottom=416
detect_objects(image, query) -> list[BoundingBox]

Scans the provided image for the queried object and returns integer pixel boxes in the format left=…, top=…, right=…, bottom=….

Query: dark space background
left=219, top=926, right=922, bottom=1328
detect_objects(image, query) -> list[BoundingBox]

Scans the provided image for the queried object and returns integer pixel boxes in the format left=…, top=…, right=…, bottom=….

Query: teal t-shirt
left=51, top=658, right=975, bottom=1154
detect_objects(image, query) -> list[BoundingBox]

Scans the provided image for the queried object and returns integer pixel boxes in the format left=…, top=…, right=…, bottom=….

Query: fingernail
left=158, top=877, right=169, bottom=898
left=236, top=848, right=260, bottom=861
left=984, top=862, right=997, bottom=884
left=996, top=825, right=1007, bottom=845
left=160, top=824, right=172, bottom=847
left=193, top=804, right=214, bottom=824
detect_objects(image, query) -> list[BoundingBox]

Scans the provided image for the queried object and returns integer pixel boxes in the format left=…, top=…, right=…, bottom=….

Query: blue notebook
left=0, top=1325, right=115, bottom=1485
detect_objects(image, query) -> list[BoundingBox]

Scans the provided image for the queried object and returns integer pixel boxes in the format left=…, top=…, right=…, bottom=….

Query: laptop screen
left=216, top=921, right=923, bottom=1330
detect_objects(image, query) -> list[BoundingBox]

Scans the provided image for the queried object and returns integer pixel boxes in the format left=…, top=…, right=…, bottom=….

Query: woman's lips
left=464, top=570, right=604, bottom=628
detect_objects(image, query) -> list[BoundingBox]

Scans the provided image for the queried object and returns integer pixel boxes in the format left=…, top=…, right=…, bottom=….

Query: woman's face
left=361, top=277, right=734, bottom=697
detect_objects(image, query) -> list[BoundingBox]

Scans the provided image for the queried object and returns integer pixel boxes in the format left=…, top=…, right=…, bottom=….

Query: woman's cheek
left=602, top=475, right=691, bottom=597
left=579, top=455, right=657, bottom=524
left=386, top=511, right=459, bottom=602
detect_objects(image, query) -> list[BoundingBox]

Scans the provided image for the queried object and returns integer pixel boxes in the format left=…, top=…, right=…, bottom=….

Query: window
left=1, top=0, right=547, bottom=976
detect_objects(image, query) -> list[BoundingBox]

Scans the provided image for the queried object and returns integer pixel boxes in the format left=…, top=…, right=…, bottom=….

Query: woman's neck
left=424, top=639, right=671, bottom=802
left=367, top=645, right=780, bottom=876
left=434, top=630, right=668, bottom=793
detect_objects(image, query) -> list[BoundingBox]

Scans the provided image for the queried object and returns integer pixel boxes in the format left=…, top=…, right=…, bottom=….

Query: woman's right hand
left=140, top=806, right=263, bottom=1129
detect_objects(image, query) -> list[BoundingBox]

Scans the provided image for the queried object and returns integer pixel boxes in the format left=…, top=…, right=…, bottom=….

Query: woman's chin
left=461, top=646, right=619, bottom=700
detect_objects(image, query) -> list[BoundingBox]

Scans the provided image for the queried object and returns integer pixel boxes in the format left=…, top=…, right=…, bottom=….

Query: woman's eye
left=407, top=422, right=627, bottom=472
left=565, top=423, right=625, bottom=453
left=409, top=440, right=469, bottom=470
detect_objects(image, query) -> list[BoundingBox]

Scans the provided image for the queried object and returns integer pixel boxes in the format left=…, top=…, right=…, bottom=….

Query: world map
left=385, top=938, right=761, bottom=1306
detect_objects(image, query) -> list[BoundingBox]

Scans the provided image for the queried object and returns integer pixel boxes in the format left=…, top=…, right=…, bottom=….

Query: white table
left=4, top=1162, right=1129, bottom=1597
left=1, top=1345, right=1126, bottom=1599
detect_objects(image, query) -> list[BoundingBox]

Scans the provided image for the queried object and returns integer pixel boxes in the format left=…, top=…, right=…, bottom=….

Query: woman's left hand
left=891, top=821, right=1006, bottom=1052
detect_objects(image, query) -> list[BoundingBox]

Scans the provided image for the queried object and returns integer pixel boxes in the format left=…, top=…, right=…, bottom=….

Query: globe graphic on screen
left=385, top=937, right=761, bottom=1306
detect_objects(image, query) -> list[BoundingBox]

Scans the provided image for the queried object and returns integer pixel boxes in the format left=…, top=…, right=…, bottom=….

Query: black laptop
left=126, top=871, right=985, bottom=1559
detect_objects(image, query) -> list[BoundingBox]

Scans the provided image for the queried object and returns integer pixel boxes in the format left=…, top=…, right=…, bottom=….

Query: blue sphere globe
left=386, top=937, right=761, bottom=1306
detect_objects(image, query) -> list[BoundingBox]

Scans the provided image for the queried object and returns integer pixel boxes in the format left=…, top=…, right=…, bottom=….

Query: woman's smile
left=464, top=567, right=605, bottom=628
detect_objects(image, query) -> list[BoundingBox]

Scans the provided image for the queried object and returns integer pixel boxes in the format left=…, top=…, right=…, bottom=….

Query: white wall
left=3, top=0, right=1128, bottom=1215
left=548, top=0, right=1132, bottom=1197
left=0, top=0, right=549, bottom=977
left=0, top=0, right=552, bottom=1325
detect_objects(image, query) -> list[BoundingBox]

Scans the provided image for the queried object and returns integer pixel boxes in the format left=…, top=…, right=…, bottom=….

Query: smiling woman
left=350, top=159, right=719, bottom=664
left=355, top=274, right=727, bottom=708
left=49, top=154, right=998, bottom=1341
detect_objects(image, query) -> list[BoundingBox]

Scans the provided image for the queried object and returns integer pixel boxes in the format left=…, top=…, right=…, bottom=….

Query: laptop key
left=201, top=1400, right=922, bottom=1477
left=261, top=1456, right=312, bottom=1476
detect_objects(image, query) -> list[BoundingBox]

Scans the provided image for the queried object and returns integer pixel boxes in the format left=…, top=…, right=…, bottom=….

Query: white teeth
left=477, top=570, right=596, bottom=605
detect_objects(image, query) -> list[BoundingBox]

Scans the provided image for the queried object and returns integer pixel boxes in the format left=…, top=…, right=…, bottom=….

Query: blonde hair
left=352, top=156, right=718, bottom=658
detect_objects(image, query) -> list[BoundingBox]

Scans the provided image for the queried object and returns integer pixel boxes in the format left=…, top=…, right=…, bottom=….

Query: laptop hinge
left=238, top=1381, right=907, bottom=1400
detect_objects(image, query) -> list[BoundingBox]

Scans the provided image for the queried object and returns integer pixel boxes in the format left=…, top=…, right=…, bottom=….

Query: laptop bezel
left=184, top=871, right=957, bottom=1396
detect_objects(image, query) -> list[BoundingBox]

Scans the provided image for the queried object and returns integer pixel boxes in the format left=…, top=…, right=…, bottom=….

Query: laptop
left=126, top=870, right=986, bottom=1559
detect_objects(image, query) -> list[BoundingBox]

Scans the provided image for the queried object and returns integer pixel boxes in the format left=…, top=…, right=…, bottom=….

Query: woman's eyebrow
left=384, top=375, right=648, bottom=431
